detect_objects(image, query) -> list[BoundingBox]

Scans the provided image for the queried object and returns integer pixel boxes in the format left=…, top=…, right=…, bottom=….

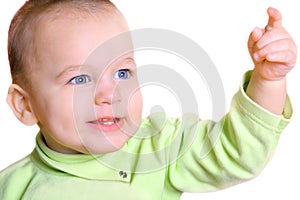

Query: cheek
left=128, top=88, right=143, bottom=124
left=32, top=90, right=75, bottom=128
left=118, top=79, right=143, bottom=123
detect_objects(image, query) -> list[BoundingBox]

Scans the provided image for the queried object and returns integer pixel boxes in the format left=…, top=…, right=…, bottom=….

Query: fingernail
left=265, top=25, right=272, bottom=32
left=254, top=53, right=260, bottom=61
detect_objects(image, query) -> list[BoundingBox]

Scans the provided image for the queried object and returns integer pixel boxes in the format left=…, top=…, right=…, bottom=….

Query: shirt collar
left=32, top=133, right=132, bottom=182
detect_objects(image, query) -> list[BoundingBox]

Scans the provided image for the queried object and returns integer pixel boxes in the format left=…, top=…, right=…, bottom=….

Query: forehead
left=31, top=8, right=129, bottom=73
left=33, top=6, right=128, bottom=47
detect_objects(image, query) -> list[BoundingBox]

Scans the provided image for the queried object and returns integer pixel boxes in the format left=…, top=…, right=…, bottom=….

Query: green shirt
left=0, top=72, right=292, bottom=200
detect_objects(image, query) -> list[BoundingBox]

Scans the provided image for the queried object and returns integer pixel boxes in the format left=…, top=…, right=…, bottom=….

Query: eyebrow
left=114, top=57, right=135, bottom=66
left=55, top=65, right=83, bottom=81
left=55, top=56, right=135, bottom=82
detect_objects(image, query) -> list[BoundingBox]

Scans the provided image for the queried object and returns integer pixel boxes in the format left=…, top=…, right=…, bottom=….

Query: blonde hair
left=8, top=0, right=117, bottom=87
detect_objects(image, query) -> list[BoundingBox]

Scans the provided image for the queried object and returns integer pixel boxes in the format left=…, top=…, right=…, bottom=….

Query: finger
left=248, top=27, right=264, bottom=51
left=256, top=28, right=290, bottom=49
left=254, top=38, right=295, bottom=61
left=266, top=50, right=297, bottom=67
left=252, top=27, right=264, bottom=42
left=265, top=7, right=282, bottom=31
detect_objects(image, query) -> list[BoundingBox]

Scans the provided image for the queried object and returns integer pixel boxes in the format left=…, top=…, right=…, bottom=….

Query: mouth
left=87, top=117, right=123, bottom=132
left=96, top=118, right=120, bottom=125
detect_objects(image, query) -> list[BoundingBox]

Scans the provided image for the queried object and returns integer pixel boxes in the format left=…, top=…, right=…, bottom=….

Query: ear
left=6, top=84, right=37, bottom=126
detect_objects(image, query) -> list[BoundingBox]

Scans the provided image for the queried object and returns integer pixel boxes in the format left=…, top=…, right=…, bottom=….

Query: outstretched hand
left=248, top=7, right=297, bottom=81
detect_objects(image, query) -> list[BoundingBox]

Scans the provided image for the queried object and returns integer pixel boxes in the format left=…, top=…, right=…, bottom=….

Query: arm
left=167, top=7, right=295, bottom=193
left=168, top=75, right=292, bottom=192
left=246, top=7, right=297, bottom=115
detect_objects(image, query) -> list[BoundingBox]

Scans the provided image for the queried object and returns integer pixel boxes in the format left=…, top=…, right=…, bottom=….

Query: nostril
left=95, top=95, right=113, bottom=105
left=94, top=81, right=121, bottom=105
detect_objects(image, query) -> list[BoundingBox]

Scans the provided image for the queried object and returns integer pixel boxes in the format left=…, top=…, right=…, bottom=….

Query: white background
left=0, top=1, right=299, bottom=199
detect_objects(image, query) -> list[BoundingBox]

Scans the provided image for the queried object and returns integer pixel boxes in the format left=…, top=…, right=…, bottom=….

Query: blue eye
left=69, top=75, right=90, bottom=85
left=114, top=69, right=130, bottom=79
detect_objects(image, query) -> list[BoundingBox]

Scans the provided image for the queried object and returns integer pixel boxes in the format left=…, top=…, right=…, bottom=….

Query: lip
left=87, top=117, right=124, bottom=132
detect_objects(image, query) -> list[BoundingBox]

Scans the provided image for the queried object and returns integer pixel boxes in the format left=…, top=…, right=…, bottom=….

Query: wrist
left=246, top=69, right=287, bottom=115
left=250, top=68, right=287, bottom=87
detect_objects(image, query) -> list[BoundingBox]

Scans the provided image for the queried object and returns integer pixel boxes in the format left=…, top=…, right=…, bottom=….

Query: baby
left=0, top=0, right=296, bottom=199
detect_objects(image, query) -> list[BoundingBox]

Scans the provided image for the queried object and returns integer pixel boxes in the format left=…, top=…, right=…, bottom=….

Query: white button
left=119, top=171, right=127, bottom=178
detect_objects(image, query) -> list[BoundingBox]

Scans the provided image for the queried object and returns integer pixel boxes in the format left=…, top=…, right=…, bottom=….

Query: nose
left=94, top=78, right=121, bottom=105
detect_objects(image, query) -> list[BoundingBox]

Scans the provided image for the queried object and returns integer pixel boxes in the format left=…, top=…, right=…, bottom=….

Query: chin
left=85, top=139, right=129, bottom=155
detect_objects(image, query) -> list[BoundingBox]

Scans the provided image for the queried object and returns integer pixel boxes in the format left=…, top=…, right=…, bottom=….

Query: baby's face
left=27, top=12, right=143, bottom=154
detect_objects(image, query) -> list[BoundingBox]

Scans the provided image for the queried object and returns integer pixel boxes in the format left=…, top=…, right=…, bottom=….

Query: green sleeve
left=167, top=71, right=292, bottom=193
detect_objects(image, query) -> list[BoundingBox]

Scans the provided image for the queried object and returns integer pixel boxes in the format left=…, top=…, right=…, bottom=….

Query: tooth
left=103, top=121, right=114, bottom=125
left=96, top=118, right=120, bottom=125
